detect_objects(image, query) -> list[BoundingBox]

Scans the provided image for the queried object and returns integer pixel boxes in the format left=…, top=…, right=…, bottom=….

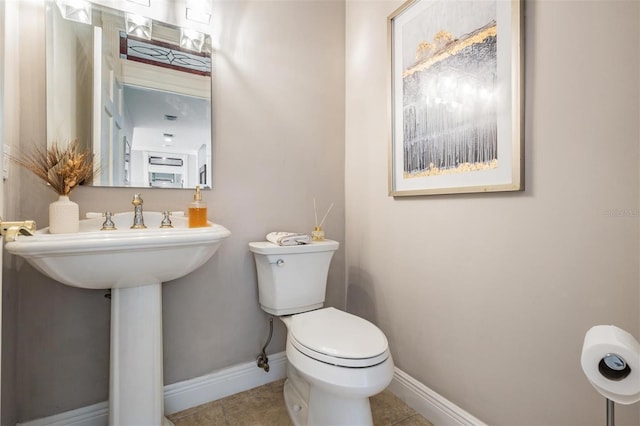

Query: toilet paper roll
left=581, top=325, right=640, bottom=404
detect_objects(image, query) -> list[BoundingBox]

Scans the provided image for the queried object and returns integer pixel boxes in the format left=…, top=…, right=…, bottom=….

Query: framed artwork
left=388, top=0, right=523, bottom=196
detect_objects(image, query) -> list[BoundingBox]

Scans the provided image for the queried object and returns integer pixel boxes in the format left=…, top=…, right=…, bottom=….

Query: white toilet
left=249, top=239, right=394, bottom=426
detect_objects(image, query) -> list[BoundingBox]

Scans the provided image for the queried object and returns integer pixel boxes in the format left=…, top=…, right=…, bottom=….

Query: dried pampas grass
left=13, top=140, right=98, bottom=195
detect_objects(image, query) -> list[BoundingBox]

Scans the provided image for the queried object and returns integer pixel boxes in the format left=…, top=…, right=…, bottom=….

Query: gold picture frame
left=388, top=0, right=523, bottom=196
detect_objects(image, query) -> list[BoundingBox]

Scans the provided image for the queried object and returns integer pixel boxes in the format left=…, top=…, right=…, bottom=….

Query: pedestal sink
left=5, top=211, right=231, bottom=425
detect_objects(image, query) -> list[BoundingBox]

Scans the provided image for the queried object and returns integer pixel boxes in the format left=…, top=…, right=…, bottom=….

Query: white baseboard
left=389, top=367, right=487, bottom=426
left=18, top=353, right=483, bottom=426
left=16, top=402, right=109, bottom=426
left=18, top=352, right=287, bottom=426
left=163, top=351, right=287, bottom=414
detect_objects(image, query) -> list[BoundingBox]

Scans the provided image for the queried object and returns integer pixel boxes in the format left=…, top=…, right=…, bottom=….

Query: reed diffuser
left=312, top=198, right=334, bottom=241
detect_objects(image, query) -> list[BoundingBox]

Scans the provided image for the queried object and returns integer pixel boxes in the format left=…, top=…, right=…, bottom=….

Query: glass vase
left=311, top=226, right=325, bottom=241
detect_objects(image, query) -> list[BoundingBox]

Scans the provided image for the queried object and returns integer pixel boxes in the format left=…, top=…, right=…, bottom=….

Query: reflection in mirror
left=46, top=0, right=212, bottom=189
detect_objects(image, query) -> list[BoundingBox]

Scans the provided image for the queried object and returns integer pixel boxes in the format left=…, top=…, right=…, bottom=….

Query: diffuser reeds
left=312, top=198, right=334, bottom=241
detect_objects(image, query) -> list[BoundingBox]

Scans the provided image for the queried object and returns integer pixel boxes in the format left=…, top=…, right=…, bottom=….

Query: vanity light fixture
left=180, top=28, right=206, bottom=53
left=185, top=7, right=211, bottom=25
left=125, top=13, right=152, bottom=40
left=55, top=0, right=92, bottom=24
left=201, top=36, right=212, bottom=54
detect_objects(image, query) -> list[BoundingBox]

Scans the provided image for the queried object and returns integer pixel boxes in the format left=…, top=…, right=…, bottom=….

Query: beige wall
left=345, top=0, right=640, bottom=425
left=5, top=0, right=640, bottom=424
left=2, top=0, right=345, bottom=421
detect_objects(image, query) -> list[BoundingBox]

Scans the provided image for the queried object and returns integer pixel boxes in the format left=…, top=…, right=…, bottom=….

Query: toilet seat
left=289, top=307, right=389, bottom=368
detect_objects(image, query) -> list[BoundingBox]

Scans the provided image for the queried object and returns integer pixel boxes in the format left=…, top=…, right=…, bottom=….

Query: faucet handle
left=101, top=212, right=117, bottom=231
left=160, top=211, right=173, bottom=228
left=132, top=193, right=143, bottom=206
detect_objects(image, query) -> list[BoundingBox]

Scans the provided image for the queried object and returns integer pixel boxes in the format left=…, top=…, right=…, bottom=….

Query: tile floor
left=167, top=379, right=433, bottom=426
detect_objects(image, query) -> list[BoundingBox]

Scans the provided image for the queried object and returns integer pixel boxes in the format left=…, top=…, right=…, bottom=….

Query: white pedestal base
left=110, top=283, right=165, bottom=426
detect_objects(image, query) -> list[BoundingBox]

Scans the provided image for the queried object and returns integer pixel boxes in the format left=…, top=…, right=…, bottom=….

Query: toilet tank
left=248, top=240, right=339, bottom=316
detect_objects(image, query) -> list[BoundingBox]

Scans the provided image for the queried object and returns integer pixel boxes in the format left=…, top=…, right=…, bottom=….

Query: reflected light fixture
left=56, top=0, right=92, bottom=24
left=201, top=35, right=212, bottom=54
left=186, top=7, right=211, bottom=24
left=180, top=28, right=206, bottom=53
left=126, top=13, right=152, bottom=40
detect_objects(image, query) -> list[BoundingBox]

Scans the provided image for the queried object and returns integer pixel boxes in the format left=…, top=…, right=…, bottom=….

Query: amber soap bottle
left=188, top=185, right=208, bottom=228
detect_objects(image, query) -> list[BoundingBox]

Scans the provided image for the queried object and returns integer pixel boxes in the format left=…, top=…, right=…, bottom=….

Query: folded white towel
left=266, top=232, right=311, bottom=246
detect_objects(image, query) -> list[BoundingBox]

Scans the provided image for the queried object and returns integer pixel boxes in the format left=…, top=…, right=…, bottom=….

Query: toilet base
left=284, top=379, right=308, bottom=426
left=307, top=385, right=373, bottom=426
left=283, top=363, right=374, bottom=426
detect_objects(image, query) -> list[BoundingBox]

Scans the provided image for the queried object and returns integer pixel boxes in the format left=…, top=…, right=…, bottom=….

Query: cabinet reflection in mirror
left=46, top=0, right=212, bottom=189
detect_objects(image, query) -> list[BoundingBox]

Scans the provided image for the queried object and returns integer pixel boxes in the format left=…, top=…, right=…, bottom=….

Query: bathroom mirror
left=45, top=0, right=212, bottom=189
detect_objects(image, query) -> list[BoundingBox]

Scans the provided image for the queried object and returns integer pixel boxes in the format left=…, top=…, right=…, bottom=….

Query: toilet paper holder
left=600, top=352, right=626, bottom=426
left=606, top=398, right=615, bottom=426
left=599, top=353, right=631, bottom=382
left=581, top=325, right=640, bottom=426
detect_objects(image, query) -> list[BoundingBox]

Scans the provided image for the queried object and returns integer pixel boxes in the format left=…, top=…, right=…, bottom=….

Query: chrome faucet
left=131, top=193, right=147, bottom=229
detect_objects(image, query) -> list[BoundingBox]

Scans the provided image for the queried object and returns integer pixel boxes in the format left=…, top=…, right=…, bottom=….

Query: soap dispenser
left=188, top=185, right=208, bottom=228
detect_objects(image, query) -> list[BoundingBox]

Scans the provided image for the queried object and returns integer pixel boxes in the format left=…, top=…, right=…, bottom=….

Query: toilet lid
left=289, top=307, right=389, bottom=368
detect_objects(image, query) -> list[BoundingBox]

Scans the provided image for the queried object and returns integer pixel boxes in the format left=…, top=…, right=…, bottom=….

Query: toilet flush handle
left=276, top=259, right=285, bottom=267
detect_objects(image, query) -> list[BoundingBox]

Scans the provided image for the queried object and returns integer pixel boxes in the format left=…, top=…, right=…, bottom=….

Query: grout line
left=392, top=415, right=411, bottom=425
left=219, top=399, right=230, bottom=426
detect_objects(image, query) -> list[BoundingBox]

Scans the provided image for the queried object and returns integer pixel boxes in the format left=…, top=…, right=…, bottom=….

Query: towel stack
left=266, top=232, right=311, bottom=246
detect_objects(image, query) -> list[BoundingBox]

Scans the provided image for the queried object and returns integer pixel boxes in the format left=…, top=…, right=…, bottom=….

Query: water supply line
left=257, top=316, right=273, bottom=372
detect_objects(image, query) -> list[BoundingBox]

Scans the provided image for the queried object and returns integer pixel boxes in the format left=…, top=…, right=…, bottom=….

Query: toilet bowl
left=281, top=308, right=394, bottom=425
left=249, top=240, right=394, bottom=425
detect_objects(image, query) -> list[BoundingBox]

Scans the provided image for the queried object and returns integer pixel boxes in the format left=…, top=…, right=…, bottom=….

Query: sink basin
left=5, top=211, right=231, bottom=289
left=5, top=211, right=230, bottom=426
